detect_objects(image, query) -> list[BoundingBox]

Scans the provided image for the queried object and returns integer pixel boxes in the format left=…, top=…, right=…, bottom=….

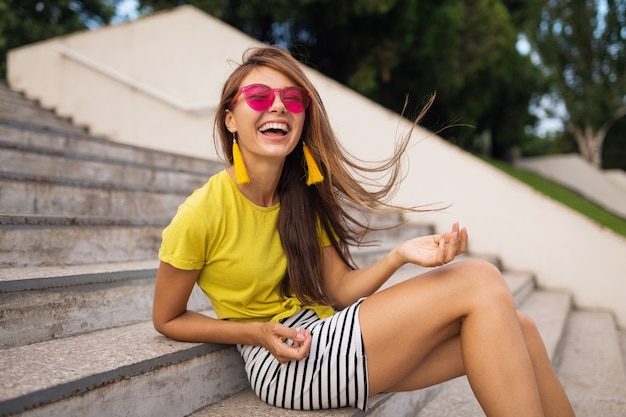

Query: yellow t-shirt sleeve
left=159, top=204, right=208, bottom=271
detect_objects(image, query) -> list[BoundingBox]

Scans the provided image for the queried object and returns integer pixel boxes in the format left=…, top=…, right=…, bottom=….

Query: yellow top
left=159, top=170, right=335, bottom=322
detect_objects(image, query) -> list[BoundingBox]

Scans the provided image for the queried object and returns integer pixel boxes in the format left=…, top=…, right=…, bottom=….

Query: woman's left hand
left=395, top=222, right=468, bottom=267
left=259, top=322, right=312, bottom=364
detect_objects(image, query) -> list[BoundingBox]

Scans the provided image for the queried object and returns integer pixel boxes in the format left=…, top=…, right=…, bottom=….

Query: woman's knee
left=455, top=259, right=515, bottom=309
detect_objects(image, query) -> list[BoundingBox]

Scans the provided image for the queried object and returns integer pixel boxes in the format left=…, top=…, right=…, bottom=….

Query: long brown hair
left=214, top=46, right=433, bottom=306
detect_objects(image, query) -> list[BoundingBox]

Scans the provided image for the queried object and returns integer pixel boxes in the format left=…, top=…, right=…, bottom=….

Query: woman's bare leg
left=359, top=259, right=574, bottom=417
left=517, top=311, right=576, bottom=416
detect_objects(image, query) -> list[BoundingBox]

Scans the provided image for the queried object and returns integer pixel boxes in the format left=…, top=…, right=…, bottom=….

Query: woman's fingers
left=278, top=330, right=311, bottom=363
left=268, top=325, right=312, bottom=363
left=438, top=223, right=468, bottom=265
left=440, top=232, right=458, bottom=265
left=457, top=226, right=468, bottom=254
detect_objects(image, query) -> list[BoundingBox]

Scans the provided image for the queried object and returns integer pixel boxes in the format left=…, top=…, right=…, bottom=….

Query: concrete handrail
left=56, top=44, right=215, bottom=115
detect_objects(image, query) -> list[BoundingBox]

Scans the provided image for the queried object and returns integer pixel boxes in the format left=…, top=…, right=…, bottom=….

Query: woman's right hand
left=260, top=322, right=312, bottom=364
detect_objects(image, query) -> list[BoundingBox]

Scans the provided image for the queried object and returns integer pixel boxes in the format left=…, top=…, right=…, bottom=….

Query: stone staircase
left=1, top=82, right=625, bottom=417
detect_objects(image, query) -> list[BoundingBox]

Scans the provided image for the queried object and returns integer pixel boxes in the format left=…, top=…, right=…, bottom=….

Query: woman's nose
left=268, top=91, right=287, bottom=113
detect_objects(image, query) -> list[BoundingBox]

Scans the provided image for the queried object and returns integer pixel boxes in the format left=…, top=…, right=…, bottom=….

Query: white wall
left=8, top=6, right=261, bottom=160
left=7, top=6, right=626, bottom=327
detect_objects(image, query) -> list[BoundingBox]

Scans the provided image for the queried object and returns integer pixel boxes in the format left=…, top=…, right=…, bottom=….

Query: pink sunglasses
left=230, top=84, right=311, bottom=113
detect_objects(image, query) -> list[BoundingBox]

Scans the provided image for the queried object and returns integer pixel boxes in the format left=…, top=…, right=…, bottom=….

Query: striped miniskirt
left=236, top=299, right=369, bottom=411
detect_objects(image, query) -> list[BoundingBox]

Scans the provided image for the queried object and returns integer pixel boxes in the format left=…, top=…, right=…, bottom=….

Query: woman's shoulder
left=185, top=169, right=231, bottom=206
left=166, top=170, right=231, bottom=232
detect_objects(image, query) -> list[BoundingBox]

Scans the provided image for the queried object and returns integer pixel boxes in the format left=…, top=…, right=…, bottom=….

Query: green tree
left=525, top=0, right=626, bottom=168
left=140, top=0, right=544, bottom=159
left=0, top=0, right=120, bottom=78
left=358, top=0, right=545, bottom=159
left=604, top=117, right=626, bottom=170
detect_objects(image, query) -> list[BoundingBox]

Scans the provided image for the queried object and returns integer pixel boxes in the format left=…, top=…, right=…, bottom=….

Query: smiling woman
left=152, top=46, right=575, bottom=417
left=223, top=66, right=309, bottom=190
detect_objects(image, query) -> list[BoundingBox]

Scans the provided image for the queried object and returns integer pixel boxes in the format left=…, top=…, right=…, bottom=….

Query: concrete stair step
left=190, top=388, right=364, bottom=416
left=0, top=81, right=91, bottom=135
left=0, top=121, right=221, bottom=175
left=0, top=82, right=39, bottom=104
left=0, top=88, right=46, bottom=109
left=557, top=311, right=626, bottom=417
left=0, top=260, right=211, bottom=348
left=0, top=109, right=84, bottom=134
left=0, top=97, right=88, bottom=135
left=0, top=174, right=189, bottom=218
left=620, top=329, right=626, bottom=376
left=0, top=215, right=166, bottom=268
left=414, top=290, right=572, bottom=417
left=0, top=145, right=210, bottom=194
left=349, top=223, right=434, bottom=268
left=0, top=318, right=248, bottom=417
left=191, top=385, right=442, bottom=417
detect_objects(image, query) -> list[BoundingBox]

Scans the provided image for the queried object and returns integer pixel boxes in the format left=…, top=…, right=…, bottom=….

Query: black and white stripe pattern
left=237, top=299, right=369, bottom=411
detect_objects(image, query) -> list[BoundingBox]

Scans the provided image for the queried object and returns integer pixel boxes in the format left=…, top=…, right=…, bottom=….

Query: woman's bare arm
left=152, top=261, right=311, bottom=363
left=323, top=223, right=468, bottom=309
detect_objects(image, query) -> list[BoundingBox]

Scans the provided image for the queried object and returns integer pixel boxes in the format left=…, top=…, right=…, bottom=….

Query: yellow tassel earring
left=302, top=142, right=324, bottom=185
left=232, top=133, right=250, bottom=184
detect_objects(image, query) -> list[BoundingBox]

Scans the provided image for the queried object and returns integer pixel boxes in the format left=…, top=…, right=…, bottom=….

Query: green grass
left=482, top=157, right=626, bottom=239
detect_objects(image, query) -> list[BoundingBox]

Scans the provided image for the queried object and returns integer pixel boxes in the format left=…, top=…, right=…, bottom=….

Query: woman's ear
left=225, top=109, right=236, bottom=133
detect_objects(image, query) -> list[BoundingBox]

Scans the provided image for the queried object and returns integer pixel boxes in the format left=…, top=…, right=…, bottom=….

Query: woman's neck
left=227, top=165, right=281, bottom=207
